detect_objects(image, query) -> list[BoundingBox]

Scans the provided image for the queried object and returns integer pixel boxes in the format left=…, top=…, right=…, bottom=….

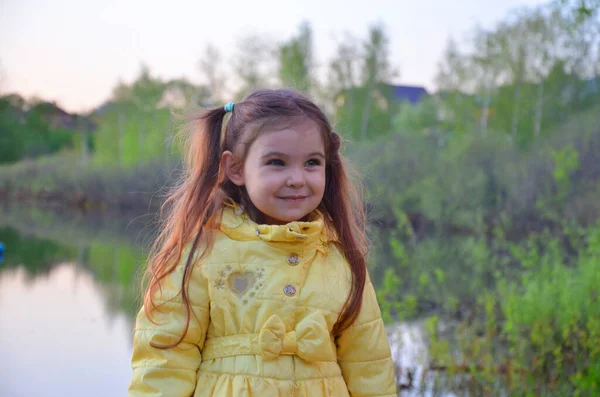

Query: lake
left=0, top=204, right=150, bottom=397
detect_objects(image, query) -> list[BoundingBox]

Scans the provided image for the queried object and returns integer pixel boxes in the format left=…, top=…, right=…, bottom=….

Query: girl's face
left=226, top=118, right=326, bottom=225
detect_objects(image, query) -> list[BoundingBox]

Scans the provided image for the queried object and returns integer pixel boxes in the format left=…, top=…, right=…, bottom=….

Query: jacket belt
left=202, top=313, right=336, bottom=362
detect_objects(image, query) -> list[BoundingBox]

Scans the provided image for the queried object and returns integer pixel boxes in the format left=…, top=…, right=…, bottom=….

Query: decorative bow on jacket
left=258, top=313, right=335, bottom=362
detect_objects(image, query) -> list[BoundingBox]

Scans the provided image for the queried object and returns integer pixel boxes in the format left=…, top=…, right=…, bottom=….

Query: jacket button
left=287, top=254, right=300, bottom=266
left=283, top=284, right=297, bottom=296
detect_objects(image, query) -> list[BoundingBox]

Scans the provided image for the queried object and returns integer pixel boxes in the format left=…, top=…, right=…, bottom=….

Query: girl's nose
left=286, top=168, right=305, bottom=187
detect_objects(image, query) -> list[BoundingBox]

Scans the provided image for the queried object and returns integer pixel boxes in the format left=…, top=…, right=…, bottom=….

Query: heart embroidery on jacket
left=228, top=271, right=257, bottom=298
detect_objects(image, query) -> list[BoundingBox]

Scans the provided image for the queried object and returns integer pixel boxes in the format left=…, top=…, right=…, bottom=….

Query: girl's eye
left=267, top=159, right=284, bottom=166
left=306, top=159, right=321, bottom=167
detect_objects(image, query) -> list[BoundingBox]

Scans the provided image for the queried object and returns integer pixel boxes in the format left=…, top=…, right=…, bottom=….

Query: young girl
left=129, top=89, right=396, bottom=396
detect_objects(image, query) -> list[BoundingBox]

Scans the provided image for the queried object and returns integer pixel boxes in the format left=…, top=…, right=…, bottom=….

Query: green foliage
left=552, top=144, right=580, bottom=199
left=376, top=267, right=402, bottom=323
left=367, top=102, right=600, bottom=393
left=392, top=96, right=439, bottom=135
left=0, top=227, right=73, bottom=276
left=556, top=0, right=600, bottom=21
left=330, top=23, right=397, bottom=141
left=504, top=225, right=599, bottom=393
left=0, top=151, right=177, bottom=210
left=434, top=6, right=599, bottom=146
left=92, top=105, right=173, bottom=167
left=279, top=22, right=313, bottom=93
left=0, top=95, right=76, bottom=164
left=335, top=84, right=397, bottom=140
left=92, top=66, right=184, bottom=167
left=406, top=223, right=600, bottom=395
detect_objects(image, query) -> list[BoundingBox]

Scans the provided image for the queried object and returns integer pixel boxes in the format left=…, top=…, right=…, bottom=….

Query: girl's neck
left=244, top=202, right=310, bottom=226
left=246, top=204, right=266, bottom=224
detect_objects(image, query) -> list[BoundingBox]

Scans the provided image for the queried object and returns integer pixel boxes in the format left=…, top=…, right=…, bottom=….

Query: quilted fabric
left=129, top=206, right=396, bottom=396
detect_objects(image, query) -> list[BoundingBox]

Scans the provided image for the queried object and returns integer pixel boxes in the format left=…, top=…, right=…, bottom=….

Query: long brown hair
left=144, top=89, right=368, bottom=347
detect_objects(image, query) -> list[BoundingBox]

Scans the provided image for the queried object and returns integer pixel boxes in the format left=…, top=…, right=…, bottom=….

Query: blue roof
left=389, top=85, right=429, bottom=104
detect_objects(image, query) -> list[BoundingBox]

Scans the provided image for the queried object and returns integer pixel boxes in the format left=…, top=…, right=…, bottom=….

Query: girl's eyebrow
left=261, top=151, right=325, bottom=160
left=261, top=151, right=288, bottom=160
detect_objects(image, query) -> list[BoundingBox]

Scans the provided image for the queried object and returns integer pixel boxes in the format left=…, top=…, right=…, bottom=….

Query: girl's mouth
left=279, top=196, right=307, bottom=201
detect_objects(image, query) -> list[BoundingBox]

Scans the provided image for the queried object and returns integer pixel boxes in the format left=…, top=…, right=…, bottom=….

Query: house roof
left=387, top=84, right=429, bottom=104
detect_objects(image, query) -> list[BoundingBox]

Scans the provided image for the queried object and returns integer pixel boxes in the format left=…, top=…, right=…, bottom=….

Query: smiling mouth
left=279, top=196, right=307, bottom=201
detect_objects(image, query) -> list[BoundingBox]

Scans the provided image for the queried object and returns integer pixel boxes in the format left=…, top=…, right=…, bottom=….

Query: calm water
left=0, top=264, right=133, bottom=396
left=0, top=204, right=149, bottom=397
left=0, top=204, right=447, bottom=397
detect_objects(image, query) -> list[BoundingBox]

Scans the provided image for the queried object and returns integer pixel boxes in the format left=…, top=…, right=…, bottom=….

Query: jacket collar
left=218, top=202, right=336, bottom=246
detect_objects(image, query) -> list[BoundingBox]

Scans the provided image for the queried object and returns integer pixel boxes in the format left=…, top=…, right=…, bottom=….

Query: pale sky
left=0, top=0, right=547, bottom=113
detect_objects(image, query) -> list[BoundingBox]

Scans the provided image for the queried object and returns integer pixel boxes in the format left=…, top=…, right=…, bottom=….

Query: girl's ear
left=221, top=151, right=245, bottom=186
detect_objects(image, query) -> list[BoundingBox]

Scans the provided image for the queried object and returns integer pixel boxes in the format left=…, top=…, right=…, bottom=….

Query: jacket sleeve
left=335, top=275, right=397, bottom=396
left=128, top=252, right=210, bottom=397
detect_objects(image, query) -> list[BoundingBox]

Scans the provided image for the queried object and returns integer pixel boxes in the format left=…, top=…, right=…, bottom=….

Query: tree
left=359, top=23, right=395, bottom=139
left=556, top=0, right=600, bottom=21
left=329, top=24, right=397, bottom=140
left=471, top=28, right=503, bottom=135
left=234, top=35, right=273, bottom=98
left=328, top=33, right=361, bottom=123
left=393, top=96, right=440, bottom=135
left=0, top=95, right=26, bottom=163
left=435, top=38, right=475, bottom=133
left=435, top=4, right=598, bottom=144
left=279, top=22, right=314, bottom=93
left=161, top=78, right=210, bottom=110
left=493, top=16, right=530, bottom=139
left=0, top=96, right=74, bottom=163
left=198, top=44, right=227, bottom=105
left=94, top=67, right=172, bottom=167
left=117, top=65, right=165, bottom=164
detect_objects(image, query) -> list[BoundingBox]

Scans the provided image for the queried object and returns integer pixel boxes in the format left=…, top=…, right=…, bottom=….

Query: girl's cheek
left=310, top=172, right=326, bottom=185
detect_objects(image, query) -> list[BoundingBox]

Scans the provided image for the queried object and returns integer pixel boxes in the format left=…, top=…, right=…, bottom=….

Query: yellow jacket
left=129, top=207, right=396, bottom=396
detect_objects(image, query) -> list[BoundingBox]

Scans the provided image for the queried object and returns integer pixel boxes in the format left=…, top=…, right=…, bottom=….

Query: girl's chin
left=262, top=210, right=312, bottom=225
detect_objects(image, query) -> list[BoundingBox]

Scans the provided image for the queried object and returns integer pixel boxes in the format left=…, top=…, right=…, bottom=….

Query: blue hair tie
left=224, top=102, right=235, bottom=113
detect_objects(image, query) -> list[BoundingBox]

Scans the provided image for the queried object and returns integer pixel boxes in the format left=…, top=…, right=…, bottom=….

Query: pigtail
left=143, top=105, right=229, bottom=349
left=325, top=132, right=369, bottom=336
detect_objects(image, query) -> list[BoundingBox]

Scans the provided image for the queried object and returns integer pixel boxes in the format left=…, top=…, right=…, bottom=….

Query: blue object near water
left=0, top=242, right=4, bottom=263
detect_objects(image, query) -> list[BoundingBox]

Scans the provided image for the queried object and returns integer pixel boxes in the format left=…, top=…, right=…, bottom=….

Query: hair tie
left=224, top=102, right=235, bottom=113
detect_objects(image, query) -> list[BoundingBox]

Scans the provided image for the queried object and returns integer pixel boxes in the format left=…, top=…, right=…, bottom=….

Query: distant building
left=384, top=84, right=429, bottom=104
left=335, top=83, right=429, bottom=110
left=332, top=83, right=431, bottom=139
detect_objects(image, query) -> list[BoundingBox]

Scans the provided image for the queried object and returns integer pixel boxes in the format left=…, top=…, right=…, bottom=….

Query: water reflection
left=0, top=204, right=148, bottom=397
left=0, top=264, right=133, bottom=397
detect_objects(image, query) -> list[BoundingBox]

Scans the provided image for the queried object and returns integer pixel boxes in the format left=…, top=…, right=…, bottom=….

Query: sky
left=0, top=0, right=548, bottom=113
